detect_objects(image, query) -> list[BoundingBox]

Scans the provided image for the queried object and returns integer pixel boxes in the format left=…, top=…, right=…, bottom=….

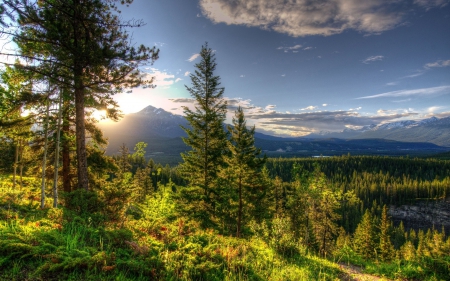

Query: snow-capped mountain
left=306, top=116, right=450, bottom=147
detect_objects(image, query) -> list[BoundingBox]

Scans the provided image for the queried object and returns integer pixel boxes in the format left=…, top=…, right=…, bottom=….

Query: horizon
left=99, top=104, right=449, bottom=138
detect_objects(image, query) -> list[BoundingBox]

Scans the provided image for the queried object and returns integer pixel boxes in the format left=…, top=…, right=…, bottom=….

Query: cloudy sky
left=112, top=0, right=450, bottom=137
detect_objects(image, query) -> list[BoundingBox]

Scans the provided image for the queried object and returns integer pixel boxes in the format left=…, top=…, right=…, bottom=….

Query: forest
left=1, top=1, right=450, bottom=280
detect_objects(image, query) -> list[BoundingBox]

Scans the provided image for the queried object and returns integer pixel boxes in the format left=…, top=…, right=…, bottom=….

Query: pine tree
left=353, top=209, right=377, bottom=260
left=0, top=67, right=34, bottom=189
left=221, top=106, right=266, bottom=237
left=117, top=143, right=131, bottom=175
left=179, top=43, right=228, bottom=227
left=378, top=205, right=395, bottom=261
left=3, top=0, right=158, bottom=190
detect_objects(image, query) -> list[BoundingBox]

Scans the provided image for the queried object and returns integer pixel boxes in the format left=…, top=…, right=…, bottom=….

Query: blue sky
left=112, top=0, right=450, bottom=137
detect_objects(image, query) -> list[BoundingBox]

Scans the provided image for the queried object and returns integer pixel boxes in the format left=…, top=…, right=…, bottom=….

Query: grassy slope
left=1, top=175, right=446, bottom=281
left=0, top=176, right=343, bottom=281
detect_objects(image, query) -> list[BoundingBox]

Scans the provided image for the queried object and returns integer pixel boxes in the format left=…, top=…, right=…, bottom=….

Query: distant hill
left=98, top=106, right=450, bottom=163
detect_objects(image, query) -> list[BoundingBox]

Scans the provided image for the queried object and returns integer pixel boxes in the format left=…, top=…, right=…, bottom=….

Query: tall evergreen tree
left=353, top=209, right=377, bottom=260
left=378, top=205, right=395, bottom=261
left=179, top=43, right=227, bottom=227
left=0, top=66, right=35, bottom=188
left=221, top=106, right=266, bottom=237
left=2, top=0, right=159, bottom=190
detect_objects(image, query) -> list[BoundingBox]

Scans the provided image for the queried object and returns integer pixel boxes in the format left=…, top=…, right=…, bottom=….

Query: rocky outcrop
left=388, top=198, right=450, bottom=233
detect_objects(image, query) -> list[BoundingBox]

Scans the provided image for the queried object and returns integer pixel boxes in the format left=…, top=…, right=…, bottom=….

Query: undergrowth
left=0, top=175, right=448, bottom=280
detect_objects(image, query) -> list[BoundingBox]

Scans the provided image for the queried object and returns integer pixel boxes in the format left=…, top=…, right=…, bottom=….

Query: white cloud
left=322, top=104, right=328, bottom=107
left=424, top=59, right=450, bottom=68
left=392, top=98, right=412, bottom=103
left=240, top=74, right=245, bottom=78
left=165, top=97, right=444, bottom=136
left=187, top=53, right=200, bottom=62
left=199, top=0, right=412, bottom=37
left=398, top=59, right=450, bottom=80
left=303, top=47, right=314, bottom=50
left=169, top=98, right=195, bottom=103
left=386, top=82, right=398, bottom=86
left=281, top=74, right=286, bottom=77
left=184, top=71, right=190, bottom=76
left=175, top=78, right=182, bottom=83
left=141, top=68, right=176, bottom=87
left=246, top=109, right=419, bottom=136
left=356, top=85, right=450, bottom=99
left=428, top=106, right=445, bottom=113
left=154, top=42, right=166, bottom=47
left=401, top=71, right=425, bottom=79
left=301, top=106, right=318, bottom=111
left=277, top=44, right=302, bottom=52
left=414, top=0, right=448, bottom=10
left=362, top=55, right=384, bottom=64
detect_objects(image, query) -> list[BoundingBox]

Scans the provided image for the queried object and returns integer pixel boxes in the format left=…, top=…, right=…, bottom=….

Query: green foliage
left=378, top=205, right=395, bottom=262
left=3, top=0, right=159, bottom=190
left=62, top=178, right=133, bottom=227
left=0, top=178, right=347, bottom=280
left=62, top=189, right=106, bottom=226
left=179, top=43, right=228, bottom=228
left=220, top=106, right=267, bottom=237
left=352, top=210, right=377, bottom=260
left=2, top=155, right=450, bottom=280
left=265, top=155, right=450, bottom=233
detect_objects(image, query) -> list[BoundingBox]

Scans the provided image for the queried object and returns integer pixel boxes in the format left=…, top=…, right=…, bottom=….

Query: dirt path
left=338, top=263, right=392, bottom=281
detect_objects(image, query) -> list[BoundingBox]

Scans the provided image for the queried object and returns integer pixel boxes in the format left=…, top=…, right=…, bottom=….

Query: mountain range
left=98, top=105, right=449, bottom=163
left=307, top=116, right=450, bottom=147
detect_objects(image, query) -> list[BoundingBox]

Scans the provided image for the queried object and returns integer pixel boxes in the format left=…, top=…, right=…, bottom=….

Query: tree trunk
left=41, top=99, right=51, bottom=209
left=13, top=142, right=18, bottom=189
left=237, top=174, right=242, bottom=238
left=73, top=0, right=89, bottom=191
left=53, top=91, right=62, bottom=207
left=62, top=105, right=71, bottom=193
left=75, top=85, right=89, bottom=191
left=19, top=139, right=24, bottom=190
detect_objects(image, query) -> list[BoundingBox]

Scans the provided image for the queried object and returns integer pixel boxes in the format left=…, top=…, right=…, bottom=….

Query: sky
left=6, top=0, right=450, bottom=137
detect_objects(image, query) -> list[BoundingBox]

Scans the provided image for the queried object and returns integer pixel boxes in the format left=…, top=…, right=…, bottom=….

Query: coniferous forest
left=1, top=1, right=450, bottom=280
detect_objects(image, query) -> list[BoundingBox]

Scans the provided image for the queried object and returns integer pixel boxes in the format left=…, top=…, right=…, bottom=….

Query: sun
left=90, top=109, right=109, bottom=122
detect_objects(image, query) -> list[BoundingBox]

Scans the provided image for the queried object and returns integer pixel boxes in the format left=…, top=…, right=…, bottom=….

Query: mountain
left=306, top=117, right=450, bottom=147
left=98, top=105, right=189, bottom=157
left=98, top=106, right=449, bottom=164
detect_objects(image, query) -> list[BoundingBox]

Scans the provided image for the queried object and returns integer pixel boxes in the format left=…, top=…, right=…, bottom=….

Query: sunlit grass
left=0, top=174, right=448, bottom=280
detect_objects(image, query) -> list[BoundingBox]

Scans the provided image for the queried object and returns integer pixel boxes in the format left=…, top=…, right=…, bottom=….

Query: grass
left=0, top=175, right=343, bottom=280
left=1, top=175, right=449, bottom=280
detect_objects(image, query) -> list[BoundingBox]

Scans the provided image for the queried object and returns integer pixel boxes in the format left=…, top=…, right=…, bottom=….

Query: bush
left=62, top=189, right=105, bottom=226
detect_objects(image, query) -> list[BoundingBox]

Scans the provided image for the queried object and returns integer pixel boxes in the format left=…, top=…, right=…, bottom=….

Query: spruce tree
left=353, top=209, right=377, bottom=260
left=179, top=43, right=227, bottom=227
left=379, top=205, right=395, bottom=261
left=221, top=106, right=266, bottom=237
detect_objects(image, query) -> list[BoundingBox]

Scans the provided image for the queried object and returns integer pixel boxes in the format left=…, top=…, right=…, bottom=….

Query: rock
left=388, top=198, right=450, bottom=233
